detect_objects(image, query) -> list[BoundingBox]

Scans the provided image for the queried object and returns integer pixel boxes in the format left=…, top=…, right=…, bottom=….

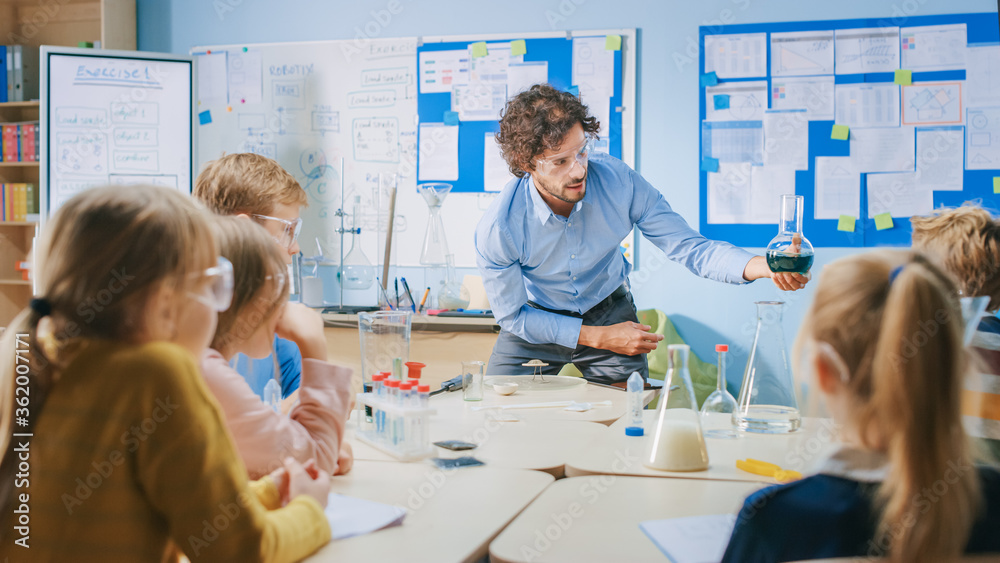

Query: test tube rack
left=354, top=393, right=436, bottom=461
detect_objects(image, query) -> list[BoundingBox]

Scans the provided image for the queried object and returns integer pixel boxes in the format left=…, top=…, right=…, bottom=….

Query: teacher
left=475, top=84, right=809, bottom=384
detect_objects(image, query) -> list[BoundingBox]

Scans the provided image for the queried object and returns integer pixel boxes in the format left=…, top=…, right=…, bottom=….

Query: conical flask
left=342, top=197, right=375, bottom=290
left=419, top=183, right=452, bottom=266
left=644, top=345, right=709, bottom=472
left=733, top=301, right=801, bottom=433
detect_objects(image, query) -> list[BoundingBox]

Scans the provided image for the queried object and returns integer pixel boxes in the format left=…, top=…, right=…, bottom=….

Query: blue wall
left=138, top=0, right=998, bottom=386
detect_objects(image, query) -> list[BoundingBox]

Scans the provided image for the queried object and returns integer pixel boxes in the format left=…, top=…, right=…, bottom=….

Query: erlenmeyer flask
left=419, top=183, right=452, bottom=266
left=437, top=254, right=470, bottom=310
left=644, top=345, right=710, bottom=472
left=766, top=194, right=814, bottom=274
left=342, top=196, right=375, bottom=290
left=734, top=301, right=801, bottom=433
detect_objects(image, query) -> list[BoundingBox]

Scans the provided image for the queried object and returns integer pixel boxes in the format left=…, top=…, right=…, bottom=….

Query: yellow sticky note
left=510, top=39, right=527, bottom=56
left=875, top=213, right=894, bottom=231
left=895, top=69, right=912, bottom=85
left=605, top=34, right=622, bottom=51
left=994, top=177, right=1000, bottom=194
left=837, top=215, right=856, bottom=232
left=471, top=41, right=488, bottom=58
left=831, top=124, right=850, bottom=141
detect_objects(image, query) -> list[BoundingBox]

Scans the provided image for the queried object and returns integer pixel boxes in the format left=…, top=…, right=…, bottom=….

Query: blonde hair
left=797, top=249, right=979, bottom=562
left=194, top=153, right=308, bottom=216
left=911, top=204, right=1000, bottom=312
left=209, top=216, right=289, bottom=355
left=0, top=185, right=216, bottom=510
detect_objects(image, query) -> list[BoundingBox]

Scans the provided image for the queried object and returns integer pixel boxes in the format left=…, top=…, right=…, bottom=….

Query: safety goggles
left=252, top=214, right=303, bottom=250
left=188, top=256, right=234, bottom=312
left=533, top=137, right=594, bottom=176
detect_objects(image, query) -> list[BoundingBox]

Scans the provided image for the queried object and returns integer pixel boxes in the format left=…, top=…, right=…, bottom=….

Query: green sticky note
left=875, top=213, right=894, bottom=231
left=831, top=124, right=850, bottom=141
left=994, top=177, right=1000, bottom=194
left=895, top=69, right=912, bottom=85
left=837, top=215, right=856, bottom=232
left=605, top=34, right=622, bottom=51
left=471, top=41, right=488, bottom=58
left=510, top=39, right=527, bottom=56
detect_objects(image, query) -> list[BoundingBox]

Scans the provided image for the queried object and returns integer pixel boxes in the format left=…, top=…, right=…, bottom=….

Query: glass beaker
left=733, top=301, right=801, bottom=433
left=644, top=345, right=710, bottom=472
left=766, top=194, right=814, bottom=274
left=419, top=183, right=452, bottom=266
left=342, top=196, right=375, bottom=290
left=358, top=311, right=412, bottom=390
left=462, top=361, right=485, bottom=401
left=437, top=254, right=470, bottom=310
left=700, top=344, right=740, bottom=439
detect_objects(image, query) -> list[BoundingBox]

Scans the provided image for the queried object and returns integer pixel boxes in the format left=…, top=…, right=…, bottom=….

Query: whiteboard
left=40, top=47, right=194, bottom=222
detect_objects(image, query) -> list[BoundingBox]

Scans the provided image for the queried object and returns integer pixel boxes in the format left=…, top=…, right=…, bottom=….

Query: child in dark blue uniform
left=723, top=250, right=1000, bottom=563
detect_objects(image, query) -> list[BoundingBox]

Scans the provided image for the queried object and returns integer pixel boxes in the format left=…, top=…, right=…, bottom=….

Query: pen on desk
left=418, top=287, right=430, bottom=313
left=401, top=277, right=416, bottom=313
left=394, top=278, right=400, bottom=309
left=377, top=278, right=394, bottom=310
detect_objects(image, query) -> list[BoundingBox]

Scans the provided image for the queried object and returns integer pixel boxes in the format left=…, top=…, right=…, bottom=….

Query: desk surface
left=347, top=417, right=610, bottom=477
left=323, top=311, right=499, bottom=333
left=565, top=411, right=838, bottom=482
left=306, top=460, right=553, bottom=563
left=489, top=475, right=762, bottom=563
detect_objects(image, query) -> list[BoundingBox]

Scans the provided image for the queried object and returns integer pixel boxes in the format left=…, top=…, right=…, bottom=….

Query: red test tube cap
left=404, top=362, right=425, bottom=379
left=418, top=385, right=430, bottom=393
left=716, top=344, right=729, bottom=352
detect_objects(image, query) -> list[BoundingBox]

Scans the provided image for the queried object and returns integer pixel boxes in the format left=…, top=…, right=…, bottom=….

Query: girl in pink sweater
left=201, top=216, right=354, bottom=478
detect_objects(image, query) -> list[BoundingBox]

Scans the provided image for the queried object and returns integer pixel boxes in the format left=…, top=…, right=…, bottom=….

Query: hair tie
left=888, top=265, right=905, bottom=286
left=30, top=298, right=52, bottom=317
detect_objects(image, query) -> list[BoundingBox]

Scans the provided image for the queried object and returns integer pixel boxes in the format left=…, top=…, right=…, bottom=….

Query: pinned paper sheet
left=837, top=215, right=856, bottom=232
left=700, top=71, right=719, bottom=87
left=443, top=110, right=459, bottom=125
left=874, top=213, right=894, bottom=231
left=894, top=69, right=913, bottom=85
left=470, top=41, right=488, bottom=58
left=831, top=124, right=850, bottom=140
left=605, top=34, right=622, bottom=51
left=418, top=123, right=459, bottom=181
left=227, top=49, right=263, bottom=106
left=701, top=157, right=720, bottom=172
left=510, top=39, right=527, bottom=56
left=994, top=177, right=1000, bottom=194
left=713, top=94, right=730, bottom=110
left=198, top=110, right=212, bottom=125
left=195, top=52, right=228, bottom=107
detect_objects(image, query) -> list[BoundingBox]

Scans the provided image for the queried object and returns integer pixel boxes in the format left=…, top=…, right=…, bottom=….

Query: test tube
left=384, top=380, right=399, bottom=446
left=370, top=374, right=386, bottom=428
left=400, top=382, right=414, bottom=450
left=625, top=371, right=644, bottom=437
left=417, top=384, right=430, bottom=448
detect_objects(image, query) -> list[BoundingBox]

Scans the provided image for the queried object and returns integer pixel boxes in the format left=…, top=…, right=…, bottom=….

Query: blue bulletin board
left=699, top=13, right=1000, bottom=248
left=417, top=31, right=628, bottom=193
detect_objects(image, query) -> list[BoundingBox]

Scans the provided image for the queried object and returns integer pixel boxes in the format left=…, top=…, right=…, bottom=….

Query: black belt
left=527, top=283, right=629, bottom=319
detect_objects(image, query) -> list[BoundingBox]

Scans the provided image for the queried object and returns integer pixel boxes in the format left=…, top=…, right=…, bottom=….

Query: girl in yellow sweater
left=0, top=185, right=331, bottom=562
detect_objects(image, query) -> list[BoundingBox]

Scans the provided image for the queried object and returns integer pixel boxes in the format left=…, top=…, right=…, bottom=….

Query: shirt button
left=573, top=276, right=578, bottom=281
left=571, top=254, right=576, bottom=259
left=568, top=222, right=573, bottom=226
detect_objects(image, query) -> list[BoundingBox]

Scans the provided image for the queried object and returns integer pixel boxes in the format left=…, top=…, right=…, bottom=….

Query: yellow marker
left=736, top=458, right=780, bottom=477
left=774, top=469, right=803, bottom=483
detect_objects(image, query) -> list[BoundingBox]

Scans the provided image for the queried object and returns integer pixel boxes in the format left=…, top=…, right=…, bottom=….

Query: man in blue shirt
left=476, top=85, right=808, bottom=384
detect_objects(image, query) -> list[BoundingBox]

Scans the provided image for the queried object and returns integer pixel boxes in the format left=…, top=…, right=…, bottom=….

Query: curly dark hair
left=496, top=84, right=600, bottom=178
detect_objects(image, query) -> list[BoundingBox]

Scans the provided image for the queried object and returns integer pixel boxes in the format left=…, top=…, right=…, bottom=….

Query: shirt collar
left=526, top=174, right=586, bottom=226
left=813, top=444, right=889, bottom=483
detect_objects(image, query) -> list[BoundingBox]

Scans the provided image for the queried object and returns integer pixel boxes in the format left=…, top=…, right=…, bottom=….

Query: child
left=911, top=205, right=1000, bottom=462
left=0, top=186, right=331, bottom=562
left=194, top=152, right=328, bottom=401
left=722, top=250, right=1000, bottom=563
left=202, top=216, right=353, bottom=478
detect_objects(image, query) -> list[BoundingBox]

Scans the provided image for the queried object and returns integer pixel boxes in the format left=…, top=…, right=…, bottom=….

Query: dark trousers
left=487, top=290, right=648, bottom=385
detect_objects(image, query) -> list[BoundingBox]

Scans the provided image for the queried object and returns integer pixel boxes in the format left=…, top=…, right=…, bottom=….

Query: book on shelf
left=0, top=121, right=40, bottom=162
left=0, top=183, right=36, bottom=222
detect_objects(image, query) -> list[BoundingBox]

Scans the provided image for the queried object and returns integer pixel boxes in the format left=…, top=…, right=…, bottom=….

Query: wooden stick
left=381, top=183, right=397, bottom=291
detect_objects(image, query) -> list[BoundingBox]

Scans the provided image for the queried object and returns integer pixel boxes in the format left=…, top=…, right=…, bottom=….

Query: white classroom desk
left=346, top=416, right=610, bottom=477
left=489, top=476, right=762, bottom=563
left=564, top=411, right=839, bottom=483
left=306, top=460, right=553, bottom=563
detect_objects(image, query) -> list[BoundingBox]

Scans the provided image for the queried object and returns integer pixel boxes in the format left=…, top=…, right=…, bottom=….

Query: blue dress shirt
left=475, top=152, right=754, bottom=348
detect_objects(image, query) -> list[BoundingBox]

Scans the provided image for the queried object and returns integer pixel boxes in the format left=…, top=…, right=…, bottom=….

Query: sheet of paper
left=325, top=493, right=406, bottom=540
left=195, top=52, right=228, bottom=107
left=966, top=44, right=1000, bottom=107
left=901, top=24, right=967, bottom=72
left=579, top=86, right=611, bottom=138
left=707, top=162, right=752, bottom=224
left=814, top=156, right=860, bottom=219
left=770, top=30, right=835, bottom=77
left=468, top=43, right=522, bottom=85
left=705, top=81, right=767, bottom=122
left=701, top=121, right=763, bottom=164
left=573, top=36, right=615, bottom=98
left=901, top=81, right=963, bottom=125
left=227, top=49, right=263, bottom=106
left=835, top=27, right=900, bottom=74
left=418, top=123, right=459, bottom=181
left=484, top=132, right=514, bottom=192
left=849, top=126, right=915, bottom=173
left=507, top=61, right=548, bottom=99
left=418, top=49, right=470, bottom=94
left=916, top=126, right=964, bottom=191
left=867, top=172, right=933, bottom=218
left=967, top=107, right=1000, bottom=169
left=640, top=514, right=737, bottom=563
left=452, top=83, right=506, bottom=121
left=835, top=83, right=900, bottom=128
left=704, top=33, right=767, bottom=79
left=763, top=109, right=809, bottom=170
left=750, top=165, right=797, bottom=224
left=770, top=75, right=835, bottom=120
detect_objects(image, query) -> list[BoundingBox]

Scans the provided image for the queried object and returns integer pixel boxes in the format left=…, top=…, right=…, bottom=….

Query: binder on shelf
left=12, top=45, right=22, bottom=102
left=5, top=47, right=12, bottom=102
left=19, top=46, right=38, bottom=101
left=0, top=46, right=6, bottom=103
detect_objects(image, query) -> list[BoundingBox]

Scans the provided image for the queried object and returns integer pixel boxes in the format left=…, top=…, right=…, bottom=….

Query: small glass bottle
left=700, top=344, right=740, bottom=439
left=733, top=301, right=801, bottom=433
left=765, top=194, right=814, bottom=274
left=462, top=360, right=485, bottom=401
left=644, top=345, right=709, bottom=472
left=625, top=371, right=644, bottom=436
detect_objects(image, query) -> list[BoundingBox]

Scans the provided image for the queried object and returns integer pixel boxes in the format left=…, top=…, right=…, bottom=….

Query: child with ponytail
left=723, top=250, right=1000, bottom=563
left=0, top=186, right=331, bottom=562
